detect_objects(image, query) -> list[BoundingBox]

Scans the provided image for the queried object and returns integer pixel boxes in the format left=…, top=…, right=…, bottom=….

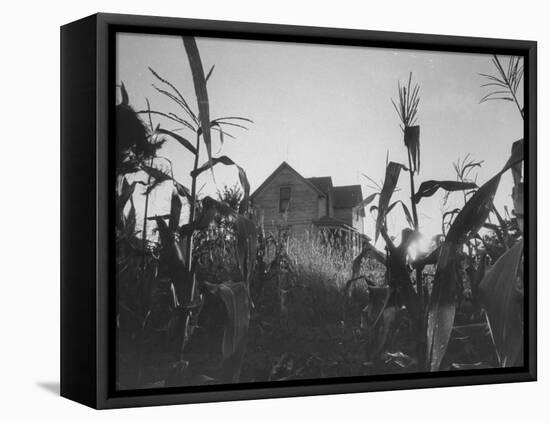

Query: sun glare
left=408, top=233, right=431, bottom=261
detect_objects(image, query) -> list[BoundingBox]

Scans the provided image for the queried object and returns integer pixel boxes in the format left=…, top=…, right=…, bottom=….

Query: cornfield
left=115, top=37, right=525, bottom=389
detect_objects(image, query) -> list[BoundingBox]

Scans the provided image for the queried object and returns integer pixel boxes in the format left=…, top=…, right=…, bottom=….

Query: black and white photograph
left=2, top=0, right=548, bottom=418
left=114, top=31, right=526, bottom=391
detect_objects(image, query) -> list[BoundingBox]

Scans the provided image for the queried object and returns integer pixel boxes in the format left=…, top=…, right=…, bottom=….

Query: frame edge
left=60, top=13, right=99, bottom=409
left=87, top=12, right=538, bottom=409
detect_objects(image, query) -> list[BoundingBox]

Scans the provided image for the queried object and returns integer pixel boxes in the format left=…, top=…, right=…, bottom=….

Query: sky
left=116, top=32, right=523, bottom=246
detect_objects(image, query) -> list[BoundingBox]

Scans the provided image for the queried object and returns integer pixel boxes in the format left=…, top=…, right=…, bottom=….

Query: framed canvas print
left=60, top=13, right=537, bottom=409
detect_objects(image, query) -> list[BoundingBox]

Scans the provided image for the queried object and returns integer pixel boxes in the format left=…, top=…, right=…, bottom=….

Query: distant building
left=250, top=162, right=367, bottom=247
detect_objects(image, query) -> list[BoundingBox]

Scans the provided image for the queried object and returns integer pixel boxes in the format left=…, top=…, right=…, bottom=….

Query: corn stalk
left=351, top=73, right=518, bottom=371
left=479, top=55, right=524, bottom=120
left=391, top=73, right=426, bottom=364
left=135, top=36, right=256, bottom=383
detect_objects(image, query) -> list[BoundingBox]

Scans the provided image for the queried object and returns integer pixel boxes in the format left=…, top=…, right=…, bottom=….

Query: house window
left=280, top=186, right=291, bottom=212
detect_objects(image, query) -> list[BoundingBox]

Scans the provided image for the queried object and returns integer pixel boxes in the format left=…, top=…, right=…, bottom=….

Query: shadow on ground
left=36, top=381, right=60, bottom=396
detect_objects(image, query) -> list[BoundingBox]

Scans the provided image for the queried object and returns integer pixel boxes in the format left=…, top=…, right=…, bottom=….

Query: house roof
left=306, top=176, right=333, bottom=196
left=251, top=162, right=363, bottom=209
left=332, top=185, right=363, bottom=209
left=250, top=161, right=326, bottom=200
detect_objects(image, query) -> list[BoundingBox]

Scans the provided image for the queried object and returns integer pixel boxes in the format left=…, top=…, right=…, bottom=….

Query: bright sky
left=116, top=32, right=523, bottom=245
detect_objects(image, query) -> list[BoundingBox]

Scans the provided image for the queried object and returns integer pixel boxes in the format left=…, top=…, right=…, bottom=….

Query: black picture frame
left=60, top=12, right=537, bottom=409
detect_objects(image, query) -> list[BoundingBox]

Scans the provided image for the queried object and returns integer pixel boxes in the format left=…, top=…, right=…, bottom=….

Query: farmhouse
left=250, top=162, right=366, bottom=246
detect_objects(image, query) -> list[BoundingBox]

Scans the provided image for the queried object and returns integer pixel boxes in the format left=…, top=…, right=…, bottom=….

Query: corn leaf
left=141, top=163, right=171, bottom=183
left=387, top=246, right=421, bottom=322
left=472, top=253, right=490, bottom=300
left=413, top=180, right=478, bottom=204
left=140, top=164, right=173, bottom=195
left=127, top=195, right=136, bottom=227
left=442, top=208, right=461, bottom=234
left=351, top=247, right=370, bottom=279
left=117, top=179, right=138, bottom=218
left=351, top=242, right=387, bottom=271
left=427, top=139, right=524, bottom=371
left=191, top=196, right=236, bottom=232
left=447, top=140, right=523, bottom=245
left=183, top=37, right=212, bottom=165
left=501, top=139, right=524, bottom=174
left=148, top=66, right=198, bottom=124
left=192, top=196, right=257, bottom=286
left=354, top=192, right=379, bottom=218
left=203, top=281, right=250, bottom=382
left=513, top=182, right=524, bottom=233
left=156, top=128, right=197, bottom=155
left=400, top=202, right=414, bottom=228
left=205, top=64, right=215, bottom=83
left=479, top=240, right=524, bottom=367
left=375, top=162, right=404, bottom=242
left=387, top=200, right=415, bottom=228
left=169, top=187, right=182, bottom=232
left=426, top=242, right=458, bottom=371
left=234, top=215, right=258, bottom=286
left=154, top=216, right=187, bottom=300
left=191, top=156, right=250, bottom=213
left=120, top=81, right=129, bottom=105
left=364, top=286, right=393, bottom=329
left=174, top=181, right=192, bottom=203
left=412, top=245, right=441, bottom=269
left=404, top=125, right=420, bottom=173
left=364, top=287, right=397, bottom=360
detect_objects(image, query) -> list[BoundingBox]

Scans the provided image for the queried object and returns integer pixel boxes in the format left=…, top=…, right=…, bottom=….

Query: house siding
left=318, top=197, right=327, bottom=219
left=253, top=167, right=320, bottom=236
left=251, top=162, right=366, bottom=246
left=353, top=211, right=364, bottom=233
left=333, top=207, right=364, bottom=233
left=333, top=208, right=353, bottom=227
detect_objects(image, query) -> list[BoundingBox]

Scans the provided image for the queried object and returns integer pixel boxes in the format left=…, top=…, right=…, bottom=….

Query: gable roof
left=250, top=161, right=326, bottom=200
left=250, top=162, right=363, bottom=211
left=306, top=176, right=333, bottom=196
left=332, top=185, right=363, bottom=209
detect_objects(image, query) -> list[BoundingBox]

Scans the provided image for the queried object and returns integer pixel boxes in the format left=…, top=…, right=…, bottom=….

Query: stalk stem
left=138, top=155, right=154, bottom=384
left=407, top=149, right=419, bottom=230
left=186, top=132, right=201, bottom=293
left=180, top=131, right=201, bottom=357
left=407, top=146, right=425, bottom=369
left=140, top=156, right=154, bottom=280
